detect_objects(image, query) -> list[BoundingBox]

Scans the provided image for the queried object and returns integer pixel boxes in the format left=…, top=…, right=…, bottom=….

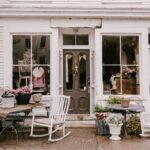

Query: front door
left=63, top=50, right=90, bottom=114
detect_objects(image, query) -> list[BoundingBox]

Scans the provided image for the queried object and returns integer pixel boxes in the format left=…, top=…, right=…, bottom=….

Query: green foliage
left=108, top=96, right=121, bottom=104
left=94, top=104, right=111, bottom=113
left=126, top=114, right=141, bottom=136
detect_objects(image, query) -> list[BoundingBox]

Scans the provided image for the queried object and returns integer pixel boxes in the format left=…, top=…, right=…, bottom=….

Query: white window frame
left=12, top=33, right=51, bottom=93
left=102, top=34, right=140, bottom=95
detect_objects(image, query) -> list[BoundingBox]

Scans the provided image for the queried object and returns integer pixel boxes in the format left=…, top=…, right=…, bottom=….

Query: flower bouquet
left=106, top=113, right=124, bottom=125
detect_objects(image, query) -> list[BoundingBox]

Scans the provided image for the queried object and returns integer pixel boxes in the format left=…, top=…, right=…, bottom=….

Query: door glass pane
left=65, top=54, right=73, bottom=90
left=102, top=36, right=120, bottom=64
left=79, top=53, right=87, bottom=90
left=76, top=35, right=88, bottom=45
left=32, top=35, right=50, bottom=64
left=63, top=34, right=75, bottom=45
left=121, top=36, right=139, bottom=64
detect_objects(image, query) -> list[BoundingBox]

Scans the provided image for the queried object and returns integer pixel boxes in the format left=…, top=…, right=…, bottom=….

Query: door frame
left=63, top=49, right=90, bottom=114
left=59, top=28, right=95, bottom=114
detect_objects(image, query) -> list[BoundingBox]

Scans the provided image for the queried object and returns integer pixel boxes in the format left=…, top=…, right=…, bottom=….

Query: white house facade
left=1, top=0, right=150, bottom=114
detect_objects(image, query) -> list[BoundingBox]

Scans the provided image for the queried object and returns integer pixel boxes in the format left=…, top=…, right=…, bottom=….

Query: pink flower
left=14, top=86, right=31, bottom=96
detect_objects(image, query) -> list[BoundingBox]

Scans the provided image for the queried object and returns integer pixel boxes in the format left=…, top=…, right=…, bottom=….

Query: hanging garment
left=32, top=67, right=45, bottom=88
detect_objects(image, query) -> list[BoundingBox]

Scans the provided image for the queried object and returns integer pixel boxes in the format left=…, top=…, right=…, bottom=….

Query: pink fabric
left=32, top=74, right=45, bottom=88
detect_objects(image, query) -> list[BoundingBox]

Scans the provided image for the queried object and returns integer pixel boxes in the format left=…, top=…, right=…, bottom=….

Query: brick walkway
left=0, top=128, right=150, bottom=150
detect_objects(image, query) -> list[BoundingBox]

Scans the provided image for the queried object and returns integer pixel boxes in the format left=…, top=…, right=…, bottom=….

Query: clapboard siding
left=0, top=0, right=149, bottom=7
left=0, top=1, right=150, bottom=18
left=0, top=26, right=4, bottom=87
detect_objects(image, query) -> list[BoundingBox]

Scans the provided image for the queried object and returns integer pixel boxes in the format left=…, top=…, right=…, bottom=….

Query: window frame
left=12, top=33, right=51, bottom=94
left=102, top=34, right=140, bottom=96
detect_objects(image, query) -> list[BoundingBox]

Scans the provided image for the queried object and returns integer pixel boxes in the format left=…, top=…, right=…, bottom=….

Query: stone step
left=66, top=114, right=94, bottom=121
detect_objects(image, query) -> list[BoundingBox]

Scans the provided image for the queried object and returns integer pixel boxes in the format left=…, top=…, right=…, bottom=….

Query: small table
left=0, top=103, right=45, bottom=140
left=106, top=104, right=144, bottom=137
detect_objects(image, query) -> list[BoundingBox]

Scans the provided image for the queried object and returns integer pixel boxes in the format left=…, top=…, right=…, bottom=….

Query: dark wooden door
left=63, top=50, right=90, bottom=114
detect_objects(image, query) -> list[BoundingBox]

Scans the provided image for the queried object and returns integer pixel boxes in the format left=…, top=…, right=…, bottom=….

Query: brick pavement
left=0, top=128, right=150, bottom=150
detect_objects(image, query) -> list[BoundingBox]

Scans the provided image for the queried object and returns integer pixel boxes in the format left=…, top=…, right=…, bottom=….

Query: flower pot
left=95, top=119, right=110, bottom=135
left=15, top=94, right=31, bottom=104
left=1, top=97, right=15, bottom=108
left=108, top=123, right=123, bottom=140
left=32, top=93, right=42, bottom=103
left=121, top=99, right=130, bottom=108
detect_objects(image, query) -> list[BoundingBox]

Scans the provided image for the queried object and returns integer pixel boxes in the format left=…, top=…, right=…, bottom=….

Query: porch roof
left=1, top=0, right=150, bottom=19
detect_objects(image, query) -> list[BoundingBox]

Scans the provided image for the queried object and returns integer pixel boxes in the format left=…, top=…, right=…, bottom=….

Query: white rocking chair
left=30, top=95, right=71, bottom=142
left=140, top=112, right=150, bottom=137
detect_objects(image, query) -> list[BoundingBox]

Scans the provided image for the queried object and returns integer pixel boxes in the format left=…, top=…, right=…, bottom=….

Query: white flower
left=106, top=113, right=124, bottom=125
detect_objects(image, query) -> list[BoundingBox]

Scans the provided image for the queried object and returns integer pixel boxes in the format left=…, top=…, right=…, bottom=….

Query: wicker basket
left=121, top=99, right=130, bottom=108
left=32, top=93, right=42, bottom=103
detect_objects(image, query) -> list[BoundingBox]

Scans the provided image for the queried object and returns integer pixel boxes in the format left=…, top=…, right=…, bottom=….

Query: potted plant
left=108, top=96, right=130, bottom=108
left=94, top=104, right=111, bottom=135
left=106, top=113, right=124, bottom=140
left=108, top=96, right=121, bottom=105
left=14, top=86, right=32, bottom=104
left=1, top=87, right=15, bottom=108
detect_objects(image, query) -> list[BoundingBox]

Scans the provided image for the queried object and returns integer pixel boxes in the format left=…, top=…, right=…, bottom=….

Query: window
left=12, top=35, right=50, bottom=94
left=63, top=34, right=88, bottom=45
left=102, top=35, right=139, bottom=95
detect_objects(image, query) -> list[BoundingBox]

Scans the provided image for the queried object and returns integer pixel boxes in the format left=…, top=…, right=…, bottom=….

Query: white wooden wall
left=0, top=0, right=150, bottom=8
left=0, top=25, right=4, bottom=88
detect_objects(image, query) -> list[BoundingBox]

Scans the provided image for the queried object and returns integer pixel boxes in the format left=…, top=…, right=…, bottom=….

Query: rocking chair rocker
left=30, top=95, right=71, bottom=142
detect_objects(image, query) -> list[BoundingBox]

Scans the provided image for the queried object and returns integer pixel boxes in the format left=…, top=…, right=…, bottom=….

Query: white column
left=95, top=28, right=103, bottom=103
left=50, top=28, right=59, bottom=95
left=141, top=29, right=150, bottom=112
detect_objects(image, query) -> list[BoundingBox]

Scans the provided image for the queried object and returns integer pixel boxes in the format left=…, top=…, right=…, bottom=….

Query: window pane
left=102, top=36, right=120, bottom=64
left=121, top=36, right=139, bottom=64
left=77, top=35, right=88, bottom=45
left=32, top=35, right=50, bottom=64
left=13, top=66, right=31, bottom=89
left=13, top=35, right=31, bottom=65
left=79, top=53, right=87, bottom=90
left=103, top=66, right=121, bottom=95
left=65, top=54, right=73, bottom=90
left=63, top=34, right=75, bottom=45
left=122, top=66, right=139, bottom=94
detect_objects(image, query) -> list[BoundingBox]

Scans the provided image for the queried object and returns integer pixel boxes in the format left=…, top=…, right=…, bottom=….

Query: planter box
left=95, top=119, right=110, bottom=135
left=2, top=97, right=15, bottom=108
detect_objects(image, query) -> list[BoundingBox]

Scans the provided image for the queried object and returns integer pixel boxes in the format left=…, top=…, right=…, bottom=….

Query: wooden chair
left=140, top=112, right=150, bottom=137
left=30, top=95, right=71, bottom=142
